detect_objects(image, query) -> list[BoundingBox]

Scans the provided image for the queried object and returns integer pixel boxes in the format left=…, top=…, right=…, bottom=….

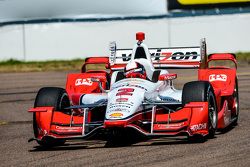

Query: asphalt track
left=0, top=67, right=250, bottom=167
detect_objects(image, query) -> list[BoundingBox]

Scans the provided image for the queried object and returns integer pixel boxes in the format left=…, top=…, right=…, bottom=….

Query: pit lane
left=0, top=67, right=249, bottom=167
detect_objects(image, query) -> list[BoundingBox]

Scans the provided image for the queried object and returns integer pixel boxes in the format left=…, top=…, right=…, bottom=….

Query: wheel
left=182, top=81, right=218, bottom=139
left=34, top=87, right=70, bottom=111
left=33, top=87, right=70, bottom=147
left=232, top=78, right=239, bottom=126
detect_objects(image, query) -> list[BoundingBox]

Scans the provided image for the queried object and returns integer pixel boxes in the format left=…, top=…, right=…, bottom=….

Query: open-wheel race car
left=28, top=32, right=239, bottom=147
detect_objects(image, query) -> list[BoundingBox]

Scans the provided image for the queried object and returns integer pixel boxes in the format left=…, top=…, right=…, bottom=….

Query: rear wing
left=109, top=39, right=207, bottom=70
left=81, top=57, right=109, bottom=73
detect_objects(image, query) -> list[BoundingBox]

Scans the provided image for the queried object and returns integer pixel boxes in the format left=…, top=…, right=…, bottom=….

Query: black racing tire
left=182, top=81, right=218, bottom=140
left=34, top=87, right=70, bottom=111
left=33, top=87, right=70, bottom=147
left=232, top=78, right=239, bottom=126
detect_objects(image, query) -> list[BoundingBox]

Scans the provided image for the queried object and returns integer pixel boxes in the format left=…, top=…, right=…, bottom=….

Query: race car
left=28, top=32, right=239, bottom=147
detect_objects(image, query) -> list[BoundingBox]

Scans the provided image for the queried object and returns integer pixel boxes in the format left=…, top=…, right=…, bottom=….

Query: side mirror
left=91, top=76, right=106, bottom=83
left=91, top=76, right=108, bottom=93
left=158, top=73, right=177, bottom=81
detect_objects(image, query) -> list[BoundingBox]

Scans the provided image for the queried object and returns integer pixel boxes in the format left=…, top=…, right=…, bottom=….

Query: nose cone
left=106, top=87, right=145, bottom=120
left=136, top=32, right=145, bottom=41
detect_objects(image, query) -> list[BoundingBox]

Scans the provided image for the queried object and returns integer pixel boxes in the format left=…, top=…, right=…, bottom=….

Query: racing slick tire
left=33, top=87, right=70, bottom=147
left=34, top=87, right=70, bottom=111
left=232, top=78, right=239, bottom=126
left=182, top=81, right=218, bottom=140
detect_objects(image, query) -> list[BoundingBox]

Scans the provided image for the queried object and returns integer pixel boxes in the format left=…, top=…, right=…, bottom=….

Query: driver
left=125, top=61, right=147, bottom=79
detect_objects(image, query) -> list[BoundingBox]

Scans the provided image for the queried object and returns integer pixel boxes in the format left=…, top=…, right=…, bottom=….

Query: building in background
left=0, top=0, right=249, bottom=61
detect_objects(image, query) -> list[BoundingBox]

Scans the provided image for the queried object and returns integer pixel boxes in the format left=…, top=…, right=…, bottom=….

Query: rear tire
left=33, top=87, right=70, bottom=147
left=232, top=78, right=239, bottom=126
left=182, top=81, right=218, bottom=140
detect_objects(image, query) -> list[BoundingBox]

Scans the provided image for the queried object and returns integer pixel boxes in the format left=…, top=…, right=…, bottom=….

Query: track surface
left=0, top=68, right=250, bottom=167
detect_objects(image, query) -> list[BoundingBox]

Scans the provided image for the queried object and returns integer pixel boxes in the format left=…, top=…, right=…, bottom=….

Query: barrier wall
left=0, top=13, right=250, bottom=61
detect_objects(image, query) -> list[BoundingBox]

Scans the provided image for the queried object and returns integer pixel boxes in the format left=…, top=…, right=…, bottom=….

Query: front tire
left=33, top=87, right=70, bottom=147
left=182, top=81, right=218, bottom=140
left=34, top=87, right=70, bottom=111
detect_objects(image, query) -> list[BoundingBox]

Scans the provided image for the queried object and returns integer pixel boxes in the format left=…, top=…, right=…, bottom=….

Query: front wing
left=28, top=102, right=209, bottom=142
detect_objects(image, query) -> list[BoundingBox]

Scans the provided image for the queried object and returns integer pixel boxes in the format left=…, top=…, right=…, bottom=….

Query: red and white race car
left=28, top=32, right=239, bottom=147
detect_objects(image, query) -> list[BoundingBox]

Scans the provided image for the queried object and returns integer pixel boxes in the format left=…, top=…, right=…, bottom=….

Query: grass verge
left=0, top=59, right=85, bottom=72
left=235, top=52, right=250, bottom=64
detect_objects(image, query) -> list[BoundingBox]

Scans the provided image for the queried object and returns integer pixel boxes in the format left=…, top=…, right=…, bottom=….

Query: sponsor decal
left=156, top=122, right=184, bottom=129
left=112, top=80, right=147, bottom=91
left=55, top=126, right=82, bottom=130
left=112, top=48, right=200, bottom=64
left=108, top=107, right=130, bottom=113
left=190, top=123, right=207, bottom=131
left=159, top=52, right=172, bottom=61
left=170, top=52, right=199, bottom=60
left=108, top=103, right=133, bottom=113
left=118, top=50, right=199, bottom=62
left=109, top=112, right=123, bottom=118
left=116, top=88, right=134, bottom=96
left=116, top=98, right=128, bottom=102
left=209, top=74, right=227, bottom=82
left=109, top=103, right=133, bottom=108
left=75, top=78, right=93, bottom=86
left=159, top=96, right=180, bottom=102
left=160, top=74, right=177, bottom=80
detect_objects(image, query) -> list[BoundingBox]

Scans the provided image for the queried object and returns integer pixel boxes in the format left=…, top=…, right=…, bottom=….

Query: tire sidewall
left=33, top=87, right=69, bottom=146
left=207, top=86, right=218, bottom=137
left=182, top=81, right=218, bottom=138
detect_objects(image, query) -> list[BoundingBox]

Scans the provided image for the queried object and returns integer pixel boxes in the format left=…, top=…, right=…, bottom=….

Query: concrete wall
left=170, top=13, right=250, bottom=53
left=0, top=13, right=250, bottom=61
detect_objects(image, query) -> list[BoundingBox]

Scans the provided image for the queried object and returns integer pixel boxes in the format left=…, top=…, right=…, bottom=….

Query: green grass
left=0, top=59, right=85, bottom=72
left=0, top=52, right=249, bottom=72
left=235, top=52, right=250, bottom=64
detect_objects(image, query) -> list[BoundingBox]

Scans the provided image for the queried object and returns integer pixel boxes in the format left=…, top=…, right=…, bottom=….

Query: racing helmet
left=125, top=61, right=146, bottom=79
